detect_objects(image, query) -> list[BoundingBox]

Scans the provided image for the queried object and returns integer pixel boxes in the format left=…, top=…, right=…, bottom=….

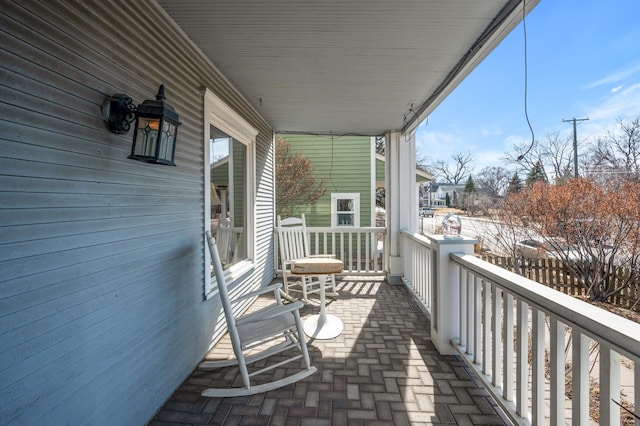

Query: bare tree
left=503, top=137, right=543, bottom=176
left=587, top=116, right=640, bottom=181
left=428, top=151, right=475, bottom=184
left=503, top=132, right=574, bottom=184
left=475, top=166, right=510, bottom=196
left=375, top=135, right=385, bottom=155
left=416, top=151, right=430, bottom=174
left=540, top=132, right=574, bottom=184
left=275, top=138, right=327, bottom=217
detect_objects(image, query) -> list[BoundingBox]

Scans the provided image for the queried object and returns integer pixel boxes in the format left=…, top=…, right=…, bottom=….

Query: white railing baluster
left=550, top=317, right=565, bottom=425
left=600, top=342, right=621, bottom=426
left=503, top=292, right=514, bottom=402
left=635, top=356, right=640, bottom=426
left=349, top=232, right=358, bottom=271
left=532, top=307, right=545, bottom=425
left=516, top=299, right=528, bottom=418
left=459, top=268, right=467, bottom=349
left=340, top=232, right=345, bottom=269
left=492, top=283, right=502, bottom=389
left=467, top=270, right=474, bottom=356
left=424, top=241, right=431, bottom=311
left=312, top=230, right=319, bottom=254
left=571, top=328, right=589, bottom=426
left=483, top=279, right=492, bottom=377
left=473, top=275, right=482, bottom=366
left=415, top=242, right=421, bottom=296
left=364, top=232, right=369, bottom=272
left=413, top=242, right=419, bottom=296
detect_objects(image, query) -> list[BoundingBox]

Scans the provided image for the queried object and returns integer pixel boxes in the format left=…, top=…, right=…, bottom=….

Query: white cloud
left=480, top=127, right=502, bottom=137
left=611, top=85, right=624, bottom=93
left=503, top=134, right=532, bottom=150
left=474, top=150, right=508, bottom=171
left=584, top=61, right=640, bottom=89
left=587, top=82, right=640, bottom=122
left=415, top=129, right=465, bottom=161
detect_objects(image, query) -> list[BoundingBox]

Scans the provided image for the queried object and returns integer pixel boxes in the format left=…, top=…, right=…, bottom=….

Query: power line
left=562, top=117, right=589, bottom=177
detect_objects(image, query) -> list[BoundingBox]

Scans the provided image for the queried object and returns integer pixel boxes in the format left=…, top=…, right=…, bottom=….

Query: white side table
left=291, top=258, right=344, bottom=339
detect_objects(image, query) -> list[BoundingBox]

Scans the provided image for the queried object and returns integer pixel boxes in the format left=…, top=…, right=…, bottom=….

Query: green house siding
left=279, top=134, right=372, bottom=227
left=376, top=158, right=385, bottom=186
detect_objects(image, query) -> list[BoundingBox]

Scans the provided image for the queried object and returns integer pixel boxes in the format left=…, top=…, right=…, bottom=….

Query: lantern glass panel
left=157, top=120, right=177, bottom=162
left=133, top=117, right=161, bottom=158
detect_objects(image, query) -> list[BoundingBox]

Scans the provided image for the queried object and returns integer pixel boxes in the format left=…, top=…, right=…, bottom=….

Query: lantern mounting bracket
left=102, top=94, right=137, bottom=134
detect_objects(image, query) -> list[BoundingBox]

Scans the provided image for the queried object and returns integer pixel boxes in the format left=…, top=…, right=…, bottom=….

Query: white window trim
left=203, top=88, right=259, bottom=300
left=331, top=193, right=360, bottom=227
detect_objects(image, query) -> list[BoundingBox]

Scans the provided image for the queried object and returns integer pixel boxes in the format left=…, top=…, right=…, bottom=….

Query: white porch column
left=386, top=131, right=418, bottom=284
left=428, top=235, right=476, bottom=355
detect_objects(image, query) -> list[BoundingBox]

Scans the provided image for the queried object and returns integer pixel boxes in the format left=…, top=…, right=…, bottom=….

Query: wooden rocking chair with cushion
left=199, top=231, right=317, bottom=397
left=277, top=214, right=338, bottom=303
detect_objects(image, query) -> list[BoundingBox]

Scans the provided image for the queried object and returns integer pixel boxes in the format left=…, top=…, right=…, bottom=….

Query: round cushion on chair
left=291, top=258, right=344, bottom=275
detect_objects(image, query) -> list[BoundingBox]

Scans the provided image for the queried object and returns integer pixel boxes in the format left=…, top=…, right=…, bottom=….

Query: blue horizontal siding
left=0, top=1, right=275, bottom=424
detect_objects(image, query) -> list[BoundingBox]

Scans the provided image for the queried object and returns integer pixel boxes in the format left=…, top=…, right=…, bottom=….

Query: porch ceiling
left=156, top=0, right=538, bottom=135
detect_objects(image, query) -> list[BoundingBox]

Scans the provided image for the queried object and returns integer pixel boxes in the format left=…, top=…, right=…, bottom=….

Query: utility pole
left=562, top=117, right=589, bottom=178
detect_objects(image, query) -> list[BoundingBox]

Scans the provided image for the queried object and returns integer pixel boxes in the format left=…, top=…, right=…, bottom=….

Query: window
left=331, top=193, right=360, bottom=227
left=203, top=89, right=258, bottom=298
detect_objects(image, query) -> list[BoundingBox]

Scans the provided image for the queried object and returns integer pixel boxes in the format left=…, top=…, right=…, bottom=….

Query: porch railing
left=399, top=231, right=433, bottom=313
left=274, top=227, right=387, bottom=275
left=400, top=230, right=640, bottom=426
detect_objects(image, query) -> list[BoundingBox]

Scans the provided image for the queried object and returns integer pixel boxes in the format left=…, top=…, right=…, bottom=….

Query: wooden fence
left=479, top=255, right=640, bottom=312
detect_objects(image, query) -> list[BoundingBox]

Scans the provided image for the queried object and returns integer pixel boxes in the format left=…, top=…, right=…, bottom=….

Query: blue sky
left=416, top=0, right=640, bottom=174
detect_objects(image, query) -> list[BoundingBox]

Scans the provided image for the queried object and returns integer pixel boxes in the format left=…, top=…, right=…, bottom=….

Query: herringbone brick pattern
left=149, top=277, right=510, bottom=425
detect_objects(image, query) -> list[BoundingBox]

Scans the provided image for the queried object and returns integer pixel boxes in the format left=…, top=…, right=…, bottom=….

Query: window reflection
left=210, top=126, right=247, bottom=269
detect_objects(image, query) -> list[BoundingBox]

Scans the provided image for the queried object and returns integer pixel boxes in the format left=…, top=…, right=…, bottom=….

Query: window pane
left=337, top=213, right=354, bottom=226
left=210, top=126, right=247, bottom=270
left=337, top=198, right=354, bottom=212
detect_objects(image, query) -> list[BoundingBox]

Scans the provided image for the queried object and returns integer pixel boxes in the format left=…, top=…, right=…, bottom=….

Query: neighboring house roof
left=429, top=183, right=499, bottom=198
left=476, top=187, right=500, bottom=198
left=431, top=183, right=464, bottom=193
left=157, top=0, right=539, bottom=135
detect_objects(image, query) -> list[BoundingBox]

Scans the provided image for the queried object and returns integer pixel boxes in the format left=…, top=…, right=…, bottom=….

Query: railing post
left=427, top=235, right=476, bottom=355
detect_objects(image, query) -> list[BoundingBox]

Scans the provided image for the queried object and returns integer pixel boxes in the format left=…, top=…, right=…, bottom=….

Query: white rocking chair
left=199, top=231, right=317, bottom=397
left=277, top=214, right=338, bottom=303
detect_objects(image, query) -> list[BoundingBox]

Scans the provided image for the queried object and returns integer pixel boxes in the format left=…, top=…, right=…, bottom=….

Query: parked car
left=420, top=207, right=434, bottom=217
left=514, top=238, right=581, bottom=261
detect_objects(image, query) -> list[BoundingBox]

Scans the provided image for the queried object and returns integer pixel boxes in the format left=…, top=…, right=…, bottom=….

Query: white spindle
left=600, top=342, right=621, bottom=426
left=466, top=270, right=474, bottom=356
left=550, top=317, right=565, bottom=425
left=572, top=328, right=589, bottom=426
left=459, top=268, right=467, bottom=349
left=482, top=279, right=492, bottom=376
left=473, top=275, right=482, bottom=365
left=532, top=308, right=545, bottom=425
left=503, top=292, right=514, bottom=402
left=492, top=283, right=502, bottom=388
left=516, top=300, right=528, bottom=417
left=635, top=357, right=640, bottom=426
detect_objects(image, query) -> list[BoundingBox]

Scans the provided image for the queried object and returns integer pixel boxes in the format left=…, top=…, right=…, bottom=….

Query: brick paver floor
left=149, top=277, right=511, bottom=425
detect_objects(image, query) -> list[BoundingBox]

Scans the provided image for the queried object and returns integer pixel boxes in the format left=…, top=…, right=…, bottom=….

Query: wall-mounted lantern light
left=102, top=85, right=181, bottom=166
